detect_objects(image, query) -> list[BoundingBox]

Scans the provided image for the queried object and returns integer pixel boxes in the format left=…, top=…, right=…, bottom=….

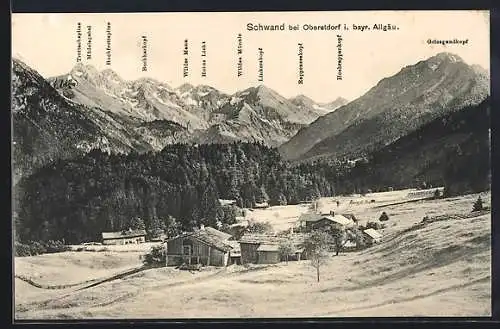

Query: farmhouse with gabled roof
left=239, top=233, right=307, bottom=264
left=164, top=225, right=235, bottom=267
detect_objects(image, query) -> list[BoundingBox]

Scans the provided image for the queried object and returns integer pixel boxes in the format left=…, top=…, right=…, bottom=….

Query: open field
left=246, top=188, right=486, bottom=235
left=14, top=190, right=491, bottom=319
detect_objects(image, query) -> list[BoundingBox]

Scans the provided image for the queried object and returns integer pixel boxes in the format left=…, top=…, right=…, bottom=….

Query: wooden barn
left=165, top=226, right=234, bottom=267
left=101, top=229, right=146, bottom=245
left=239, top=233, right=307, bottom=265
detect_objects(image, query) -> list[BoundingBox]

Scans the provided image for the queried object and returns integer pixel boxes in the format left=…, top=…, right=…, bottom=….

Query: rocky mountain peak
left=432, top=52, right=464, bottom=63
left=70, top=63, right=100, bottom=81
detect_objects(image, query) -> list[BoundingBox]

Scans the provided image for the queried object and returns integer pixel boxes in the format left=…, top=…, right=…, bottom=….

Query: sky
left=12, top=11, right=489, bottom=103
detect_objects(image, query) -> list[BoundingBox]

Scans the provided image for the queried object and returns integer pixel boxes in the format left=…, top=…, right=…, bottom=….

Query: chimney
left=330, top=210, right=335, bottom=216
left=200, top=224, right=205, bottom=230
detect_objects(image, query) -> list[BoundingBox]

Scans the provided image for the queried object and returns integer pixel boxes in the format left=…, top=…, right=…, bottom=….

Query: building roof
left=363, top=228, right=383, bottom=240
left=219, top=199, right=237, bottom=206
left=239, top=233, right=308, bottom=252
left=168, top=227, right=233, bottom=252
left=298, top=213, right=323, bottom=222
left=342, top=213, right=358, bottom=221
left=204, top=227, right=232, bottom=241
left=257, top=244, right=279, bottom=252
left=102, top=229, right=147, bottom=240
left=318, top=215, right=354, bottom=226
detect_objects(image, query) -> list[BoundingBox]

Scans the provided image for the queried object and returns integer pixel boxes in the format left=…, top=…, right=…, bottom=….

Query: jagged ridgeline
left=14, top=142, right=338, bottom=244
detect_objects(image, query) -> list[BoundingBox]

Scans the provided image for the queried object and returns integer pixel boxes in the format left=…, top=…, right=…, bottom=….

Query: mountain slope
left=49, top=65, right=208, bottom=130
left=12, top=59, right=193, bottom=183
left=280, top=52, right=489, bottom=161
left=319, top=97, right=349, bottom=112
left=189, top=85, right=322, bottom=147
left=50, top=66, right=325, bottom=147
left=290, top=95, right=330, bottom=117
left=12, top=59, right=124, bottom=182
left=339, top=98, right=490, bottom=195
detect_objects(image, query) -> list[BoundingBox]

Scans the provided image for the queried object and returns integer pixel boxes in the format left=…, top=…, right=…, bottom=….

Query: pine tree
left=472, top=196, right=484, bottom=212
left=129, top=217, right=146, bottom=230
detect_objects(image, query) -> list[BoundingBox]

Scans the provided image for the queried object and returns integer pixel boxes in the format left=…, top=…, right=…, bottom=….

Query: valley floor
left=14, top=191, right=491, bottom=319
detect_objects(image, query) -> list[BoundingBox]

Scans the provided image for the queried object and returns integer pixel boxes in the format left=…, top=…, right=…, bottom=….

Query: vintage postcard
left=11, top=10, right=491, bottom=319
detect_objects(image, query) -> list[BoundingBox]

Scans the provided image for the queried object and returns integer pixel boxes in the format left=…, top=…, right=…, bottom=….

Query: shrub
left=278, top=240, right=294, bottom=264
left=346, top=227, right=367, bottom=250
left=14, top=242, right=32, bottom=257
left=379, top=212, right=389, bottom=222
left=14, top=240, right=69, bottom=257
left=143, top=245, right=166, bottom=267
left=246, top=220, right=273, bottom=234
left=45, top=240, right=70, bottom=253
left=433, top=189, right=441, bottom=199
left=472, top=196, right=484, bottom=212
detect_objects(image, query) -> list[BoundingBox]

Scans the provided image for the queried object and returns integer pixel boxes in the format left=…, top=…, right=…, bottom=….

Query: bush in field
left=345, top=226, right=367, bottom=250
left=379, top=212, right=389, bottom=222
left=143, top=245, right=166, bottom=267
left=472, top=196, right=484, bottom=212
left=14, top=242, right=32, bottom=257
left=278, top=240, right=294, bottom=264
left=45, top=240, right=70, bottom=253
left=330, top=224, right=347, bottom=256
left=246, top=220, right=273, bottom=234
left=433, top=189, right=441, bottom=199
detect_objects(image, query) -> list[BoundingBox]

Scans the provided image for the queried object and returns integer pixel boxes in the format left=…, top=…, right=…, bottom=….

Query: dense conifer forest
left=15, top=142, right=341, bottom=244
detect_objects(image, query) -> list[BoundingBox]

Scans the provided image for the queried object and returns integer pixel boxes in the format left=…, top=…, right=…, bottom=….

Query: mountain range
left=48, top=64, right=335, bottom=147
left=279, top=52, right=489, bottom=162
left=12, top=57, right=346, bottom=181
left=12, top=52, right=490, bottom=186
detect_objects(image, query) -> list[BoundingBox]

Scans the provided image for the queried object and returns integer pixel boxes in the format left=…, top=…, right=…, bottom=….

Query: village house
left=254, top=201, right=269, bottom=209
left=363, top=228, right=383, bottom=245
left=219, top=199, right=237, bottom=207
left=101, top=229, right=147, bottom=245
left=238, top=233, right=307, bottom=265
left=299, top=212, right=355, bottom=232
left=164, top=225, right=235, bottom=267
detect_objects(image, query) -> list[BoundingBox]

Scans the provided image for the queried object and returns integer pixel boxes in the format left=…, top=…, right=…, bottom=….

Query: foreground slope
left=15, top=192, right=490, bottom=318
left=280, top=52, right=489, bottom=161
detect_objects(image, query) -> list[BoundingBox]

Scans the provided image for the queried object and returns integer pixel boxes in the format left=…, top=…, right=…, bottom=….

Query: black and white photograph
left=11, top=10, right=491, bottom=319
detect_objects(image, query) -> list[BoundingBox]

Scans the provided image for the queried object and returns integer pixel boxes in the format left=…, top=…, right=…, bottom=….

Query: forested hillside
left=15, top=143, right=338, bottom=244
left=336, top=98, right=490, bottom=195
